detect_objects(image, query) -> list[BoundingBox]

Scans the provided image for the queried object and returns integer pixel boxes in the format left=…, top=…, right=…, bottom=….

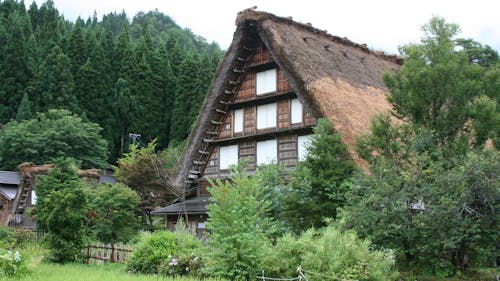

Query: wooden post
left=110, top=244, right=115, bottom=262
left=86, top=245, right=90, bottom=264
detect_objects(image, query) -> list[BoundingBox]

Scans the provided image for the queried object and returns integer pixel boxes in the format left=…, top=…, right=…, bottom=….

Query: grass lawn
left=2, top=262, right=217, bottom=281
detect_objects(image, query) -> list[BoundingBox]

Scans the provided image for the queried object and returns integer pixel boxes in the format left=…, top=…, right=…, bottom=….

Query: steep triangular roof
left=174, top=10, right=401, bottom=187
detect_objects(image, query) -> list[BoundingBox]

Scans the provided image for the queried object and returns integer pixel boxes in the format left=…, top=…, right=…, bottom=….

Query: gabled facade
left=154, top=10, right=401, bottom=232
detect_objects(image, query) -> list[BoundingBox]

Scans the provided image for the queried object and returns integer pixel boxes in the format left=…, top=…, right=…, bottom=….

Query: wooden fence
left=84, top=243, right=135, bottom=264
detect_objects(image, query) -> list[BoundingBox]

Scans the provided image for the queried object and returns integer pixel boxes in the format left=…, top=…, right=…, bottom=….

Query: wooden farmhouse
left=153, top=10, right=401, bottom=235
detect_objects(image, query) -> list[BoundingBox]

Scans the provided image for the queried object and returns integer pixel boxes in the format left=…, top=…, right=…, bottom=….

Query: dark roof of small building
left=0, top=186, right=17, bottom=200
left=0, top=171, right=20, bottom=185
left=99, top=175, right=117, bottom=184
left=152, top=197, right=209, bottom=215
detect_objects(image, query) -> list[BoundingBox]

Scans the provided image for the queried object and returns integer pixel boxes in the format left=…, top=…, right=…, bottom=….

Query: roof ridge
left=236, top=9, right=402, bottom=65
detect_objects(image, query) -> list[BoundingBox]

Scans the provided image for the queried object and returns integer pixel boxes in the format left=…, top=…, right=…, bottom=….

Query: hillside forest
left=0, top=0, right=223, bottom=164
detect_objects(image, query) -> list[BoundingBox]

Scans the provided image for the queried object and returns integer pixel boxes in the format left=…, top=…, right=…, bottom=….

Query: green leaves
left=283, top=118, right=356, bottom=233
left=0, top=109, right=108, bottom=170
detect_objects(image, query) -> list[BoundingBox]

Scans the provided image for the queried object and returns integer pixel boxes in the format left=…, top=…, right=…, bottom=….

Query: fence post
left=110, top=243, right=115, bottom=262
left=86, top=245, right=90, bottom=264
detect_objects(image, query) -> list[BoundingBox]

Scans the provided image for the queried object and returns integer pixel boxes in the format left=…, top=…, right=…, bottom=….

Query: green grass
left=1, top=263, right=222, bottom=281
left=6, top=263, right=196, bottom=281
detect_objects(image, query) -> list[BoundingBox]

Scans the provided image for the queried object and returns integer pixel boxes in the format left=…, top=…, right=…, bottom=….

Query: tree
left=205, top=166, right=277, bottom=280
left=87, top=183, right=140, bottom=245
left=35, top=158, right=88, bottom=263
left=383, top=17, right=499, bottom=148
left=283, top=118, right=356, bottom=233
left=342, top=148, right=499, bottom=276
left=0, top=109, right=108, bottom=170
left=15, top=92, right=32, bottom=122
left=344, top=17, right=500, bottom=277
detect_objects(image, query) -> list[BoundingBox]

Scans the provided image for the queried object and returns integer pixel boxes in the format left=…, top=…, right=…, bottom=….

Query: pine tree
left=169, top=54, right=200, bottom=144
left=34, top=45, right=78, bottom=113
left=15, top=92, right=32, bottom=122
left=0, top=13, right=30, bottom=123
left=67, top=20, right=87, bottom=76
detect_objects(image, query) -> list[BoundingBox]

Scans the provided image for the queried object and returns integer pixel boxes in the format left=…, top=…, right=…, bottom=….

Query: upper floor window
left=219, top=145, right=238, bottom=170
left=256, top=69, right=277, bottom=95
left=256, top=139, right=277, bottom=165
left=234, top=109, right=244, bottom=133
left=290, top=98, right=303, bottom=124
left=257, top=103, right=277, bottom=129
left=297, top=135, right=313, bottom=161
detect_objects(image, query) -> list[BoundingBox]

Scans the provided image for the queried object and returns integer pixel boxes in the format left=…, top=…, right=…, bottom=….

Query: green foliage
left=0, top=109, right=108, bottom=170
left=0, top=1, right=223, bottom=160
left=205, top=167, right=277, bottom=280
left=342, top=149, right=499, bottom=276
left=0, top=248, right=28, bottom=277
left=126, top=230, right=203, bottom=276
left=113, top=140, right=183, bottom=206
left=86, top=183, right=140, bottom=244
left=0, top=226, right=15, bottom=249
left=383, top=16, right=499, bottom=148
left=34, top=158, right=88, bottom=263
left=262, top=225, right=398, bottom=281
left=15, top=92, right=32, bottom=122
left=283, top=118, right=356, bottom=233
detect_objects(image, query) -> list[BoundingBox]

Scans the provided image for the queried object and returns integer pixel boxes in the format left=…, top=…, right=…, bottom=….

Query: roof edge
left=236, top=9, right=402, bottom=65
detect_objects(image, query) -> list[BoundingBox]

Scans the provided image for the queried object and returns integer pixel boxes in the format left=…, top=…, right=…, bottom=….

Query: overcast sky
left=33, top=0, right=500, bottom=54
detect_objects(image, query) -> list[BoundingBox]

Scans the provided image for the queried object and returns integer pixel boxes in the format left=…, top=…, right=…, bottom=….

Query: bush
left=0, top=249, right=28, bottom=277
left=126, top=230, right=203, bottom=276
left=205, top=167, right=276, bottom=280
left=262, top=225, right=399, bottom=281
left=0, top=226, right=15, bottom=249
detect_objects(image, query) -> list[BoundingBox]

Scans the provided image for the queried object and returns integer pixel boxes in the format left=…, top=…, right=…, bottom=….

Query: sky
left=33, top=0, right=500, bottom=54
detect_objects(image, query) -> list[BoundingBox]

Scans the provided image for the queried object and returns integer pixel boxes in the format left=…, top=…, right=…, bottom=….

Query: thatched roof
left=174, top=10, right=401, bottom=187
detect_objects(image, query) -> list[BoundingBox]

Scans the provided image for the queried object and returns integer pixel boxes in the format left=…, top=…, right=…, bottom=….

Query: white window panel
left=234, top=109, right=244, bottom=133
left=257, top=103, right=277, bottom=129
left=297, top=135, right=313, bottom=161
left=219, top=145, right=238, bottom=169
left=256, top=69, right=277, bottom=95
left=256, top=139, right=277, bottom=165
left=31, top=190, right=37, bottom=205
left=290, top=98, right=303, bottom=124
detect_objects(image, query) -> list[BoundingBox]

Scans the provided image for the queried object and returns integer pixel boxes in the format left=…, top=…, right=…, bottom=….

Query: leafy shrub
left=0, top=249, right=27, bottom=277
left=262, top=225, right=399, bottom=281
left=205, top=167, right=276, bottom=280
left=126, top=230, right=203, bottom=276
left=0, top=227, right=15, bottom=248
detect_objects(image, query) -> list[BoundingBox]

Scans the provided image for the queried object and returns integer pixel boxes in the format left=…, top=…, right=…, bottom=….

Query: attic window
left=256, top=69, right=277, bottom=95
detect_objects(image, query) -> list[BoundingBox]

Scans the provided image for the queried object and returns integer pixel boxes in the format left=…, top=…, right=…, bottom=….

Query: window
left=256, top=69, right=277, bottom=95
left=256, top=139, right=277, bottom=165
left=219, top=145, right=238, bottom=169
left=257, top=103, right=277, bottom=129
left=297, top=135, right=313, bottom=161
left=234, top=109, right=244, bottom=133
left=290, top=98, right=303, bottom=124
left=31, top=190, right=37, bottom=205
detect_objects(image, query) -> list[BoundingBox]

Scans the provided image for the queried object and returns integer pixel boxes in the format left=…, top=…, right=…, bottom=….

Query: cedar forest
left=0, top=0, right=223, bottom=164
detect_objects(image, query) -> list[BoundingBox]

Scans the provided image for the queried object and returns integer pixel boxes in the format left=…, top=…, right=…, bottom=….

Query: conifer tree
left=15, top=92, right=32, bottom=122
